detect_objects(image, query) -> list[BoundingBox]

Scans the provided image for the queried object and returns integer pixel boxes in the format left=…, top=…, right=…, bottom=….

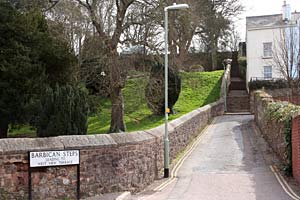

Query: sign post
left=28, top=150, right=80, bottom=200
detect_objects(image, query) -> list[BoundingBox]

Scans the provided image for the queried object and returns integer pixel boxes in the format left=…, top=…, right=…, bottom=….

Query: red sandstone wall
left=292, top=116, right=300, bottom=184
left=275, top=96, right=300, bottom=105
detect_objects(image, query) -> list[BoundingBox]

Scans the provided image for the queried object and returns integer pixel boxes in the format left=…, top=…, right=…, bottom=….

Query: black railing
left=250, top=77, right=283, bottom=82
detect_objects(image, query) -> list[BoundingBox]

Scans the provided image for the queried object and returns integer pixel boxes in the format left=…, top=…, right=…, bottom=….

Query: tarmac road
left=133, top=115, right=292, bottom=200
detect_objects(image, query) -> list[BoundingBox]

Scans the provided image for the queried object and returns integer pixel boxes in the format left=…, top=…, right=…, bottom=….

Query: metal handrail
left=250, top=77, right=284, bottom=82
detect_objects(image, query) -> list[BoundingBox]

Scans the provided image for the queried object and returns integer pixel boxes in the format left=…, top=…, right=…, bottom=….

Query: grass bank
left=88, top=70, right=223, bottom=134
left=8, top=70, right=223, bottom=136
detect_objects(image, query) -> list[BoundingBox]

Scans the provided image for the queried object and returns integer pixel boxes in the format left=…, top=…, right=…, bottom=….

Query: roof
left=246, top=12, right=300, bottom=30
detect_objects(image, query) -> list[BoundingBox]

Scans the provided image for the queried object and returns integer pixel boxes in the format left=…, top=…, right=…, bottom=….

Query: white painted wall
left=246, top=27, right=284, bottom=87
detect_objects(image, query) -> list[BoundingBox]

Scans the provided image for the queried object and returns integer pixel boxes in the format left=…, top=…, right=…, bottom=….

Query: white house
left=246, top=1, right=300, bottom=90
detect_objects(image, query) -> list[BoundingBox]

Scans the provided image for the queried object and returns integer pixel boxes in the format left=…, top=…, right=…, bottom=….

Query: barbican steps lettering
left=29, top=150, right=80, bottom=167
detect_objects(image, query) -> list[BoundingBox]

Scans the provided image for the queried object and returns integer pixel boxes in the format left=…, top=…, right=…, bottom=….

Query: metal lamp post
left=164, top=3, right=189, bottom=178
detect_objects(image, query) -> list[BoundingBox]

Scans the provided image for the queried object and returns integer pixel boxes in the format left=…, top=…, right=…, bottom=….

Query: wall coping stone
left=59, top=134, right=118, bottom=149
left=110, top=131, right=155, bottom=145
left=292, top=111, right=300, bottom=119
left=145, top=125, right=165, bottom=138
left=0, top=137, right=65, bottom=155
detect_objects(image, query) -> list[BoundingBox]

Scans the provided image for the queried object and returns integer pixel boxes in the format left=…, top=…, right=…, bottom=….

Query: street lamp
left=164, top=3, right=189, bottom=178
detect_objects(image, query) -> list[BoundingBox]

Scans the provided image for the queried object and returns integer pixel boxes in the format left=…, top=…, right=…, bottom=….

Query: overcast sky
left=237, top=0, right=300, bottom=41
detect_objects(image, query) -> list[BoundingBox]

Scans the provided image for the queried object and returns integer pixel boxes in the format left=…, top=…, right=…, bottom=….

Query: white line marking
left=272, top=165, right=300, bottom=199
left=270, top=165, right=300, bottom=200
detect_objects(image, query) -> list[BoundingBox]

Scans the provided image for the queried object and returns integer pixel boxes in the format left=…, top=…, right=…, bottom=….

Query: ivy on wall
left=266, top=101, right=300, bottom=175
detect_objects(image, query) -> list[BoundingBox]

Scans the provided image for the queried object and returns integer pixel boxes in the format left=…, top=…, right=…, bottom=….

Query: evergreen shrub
left=36, top=85, right=89, bottom=137
left=238, top=57, right=246, bottom=80
left=249, top=79, right=288, bottom=91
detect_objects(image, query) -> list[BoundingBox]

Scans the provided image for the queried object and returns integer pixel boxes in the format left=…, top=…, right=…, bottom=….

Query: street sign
left=29, top=150, right=79, bottom=167
left=28, top=150, right=80, bottom=200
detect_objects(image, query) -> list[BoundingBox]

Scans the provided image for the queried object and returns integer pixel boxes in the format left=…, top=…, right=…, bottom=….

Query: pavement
left=83, top=192, right=132, bottom=200
left=132, top=115, right=294, bottom=200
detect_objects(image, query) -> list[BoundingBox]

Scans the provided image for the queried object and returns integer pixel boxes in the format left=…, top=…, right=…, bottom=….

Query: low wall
left=252, top=91, right=288, bottom=166
left=0, top=100, right=224, bottom=199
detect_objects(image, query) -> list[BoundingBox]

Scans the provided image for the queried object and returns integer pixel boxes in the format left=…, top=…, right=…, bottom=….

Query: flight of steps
left=226, top=57, right=250, bottom=113
left=227, top=89, right=250, bottom=112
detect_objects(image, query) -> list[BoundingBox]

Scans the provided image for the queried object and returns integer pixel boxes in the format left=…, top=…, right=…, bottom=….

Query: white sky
left=236, top=0, right=300, bottom=41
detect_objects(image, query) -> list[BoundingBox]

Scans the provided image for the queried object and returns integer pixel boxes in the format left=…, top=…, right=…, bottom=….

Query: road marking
left=153, top=118, right=217, bottom=192
left=270, top=165, right=300, bottom=200
left=273, top=166, right=300, bottom=199
left=116, top=192, right=131, bottom=200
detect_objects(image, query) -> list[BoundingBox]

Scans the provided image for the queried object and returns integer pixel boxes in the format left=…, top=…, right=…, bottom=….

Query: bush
left=238, top=57, right=247, bottom=80
left=80, top=36, right=110, bottom=97
left=87, top=95, right=102, bottom=115
left=249, top=79, right=288, bottom=91
left=35, top=85, right=89, bottom=137
left=145, top=62, right=181, bottom=115
left=188, top=64, right=205, bottom=72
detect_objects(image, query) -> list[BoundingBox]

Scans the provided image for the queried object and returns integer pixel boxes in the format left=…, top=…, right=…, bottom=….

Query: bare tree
left=121, top=0, right=162, bottom=54
left=74, top=0, right=164, bottom=133
left=43, top=0, right=243, bottom=133
left=168, top=0, right=198, bottom=68
left=121, top=0, right=195, bottom=68
left=272, top=26, right=300, bottom=94
left=195, top=0, right=243, bottom=70
left=219, top=24, right=241, bottom=52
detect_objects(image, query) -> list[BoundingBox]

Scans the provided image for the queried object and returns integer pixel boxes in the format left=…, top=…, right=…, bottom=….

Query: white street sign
left=29, top=150, right=80, bottom=167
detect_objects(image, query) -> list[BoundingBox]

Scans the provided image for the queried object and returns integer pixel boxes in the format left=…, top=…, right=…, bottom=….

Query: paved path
left=133, top=115, right=292, bottom=200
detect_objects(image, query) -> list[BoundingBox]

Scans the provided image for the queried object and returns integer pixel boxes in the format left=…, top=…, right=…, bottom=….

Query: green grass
left=88, top=70, right=223, bottom=134
left=9, top=70, right=223, bottom=137
left=8, top=124, right=36, bottom=138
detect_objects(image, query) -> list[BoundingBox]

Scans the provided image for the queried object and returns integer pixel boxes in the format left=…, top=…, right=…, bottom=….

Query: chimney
left=282, top=0, right=291, bottom=22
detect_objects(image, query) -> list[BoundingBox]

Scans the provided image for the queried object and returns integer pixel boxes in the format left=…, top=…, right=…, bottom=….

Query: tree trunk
left=109, top=87, right=126, bottom=133
left=108, top=50, right=126, bottom=133
left=0, top=120, right=8, bottom=138
left=211, top=39, right=218, bottom=71
left=176, top=44, right=189, bottom=68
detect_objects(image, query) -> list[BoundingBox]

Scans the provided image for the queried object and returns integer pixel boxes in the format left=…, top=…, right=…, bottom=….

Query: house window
left=263, top=42, right=272, bottom=57
left=264, top=66, right=272, bottom=79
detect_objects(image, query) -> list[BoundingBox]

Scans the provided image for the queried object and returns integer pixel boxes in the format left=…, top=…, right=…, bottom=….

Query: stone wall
left=0, top=99, right=224, bottom=200
left=252, top=91, right=288, bottom=166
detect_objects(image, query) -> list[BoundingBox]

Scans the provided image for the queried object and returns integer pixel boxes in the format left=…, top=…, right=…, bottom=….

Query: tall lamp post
left=164, top=3, right=189, bottom=178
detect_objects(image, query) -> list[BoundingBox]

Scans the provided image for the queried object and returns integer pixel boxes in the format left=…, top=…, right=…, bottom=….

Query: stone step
left=231, top=77, right=244, bottom=82
left=228, top=90, right=248, bottom=97
left=230, top=77, right=246, bottom=90
left=227, top=90, right=250, bottom=112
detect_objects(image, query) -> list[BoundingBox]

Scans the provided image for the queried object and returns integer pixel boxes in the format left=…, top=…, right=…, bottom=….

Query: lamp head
left=164, top=3, right=189, bottom=11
